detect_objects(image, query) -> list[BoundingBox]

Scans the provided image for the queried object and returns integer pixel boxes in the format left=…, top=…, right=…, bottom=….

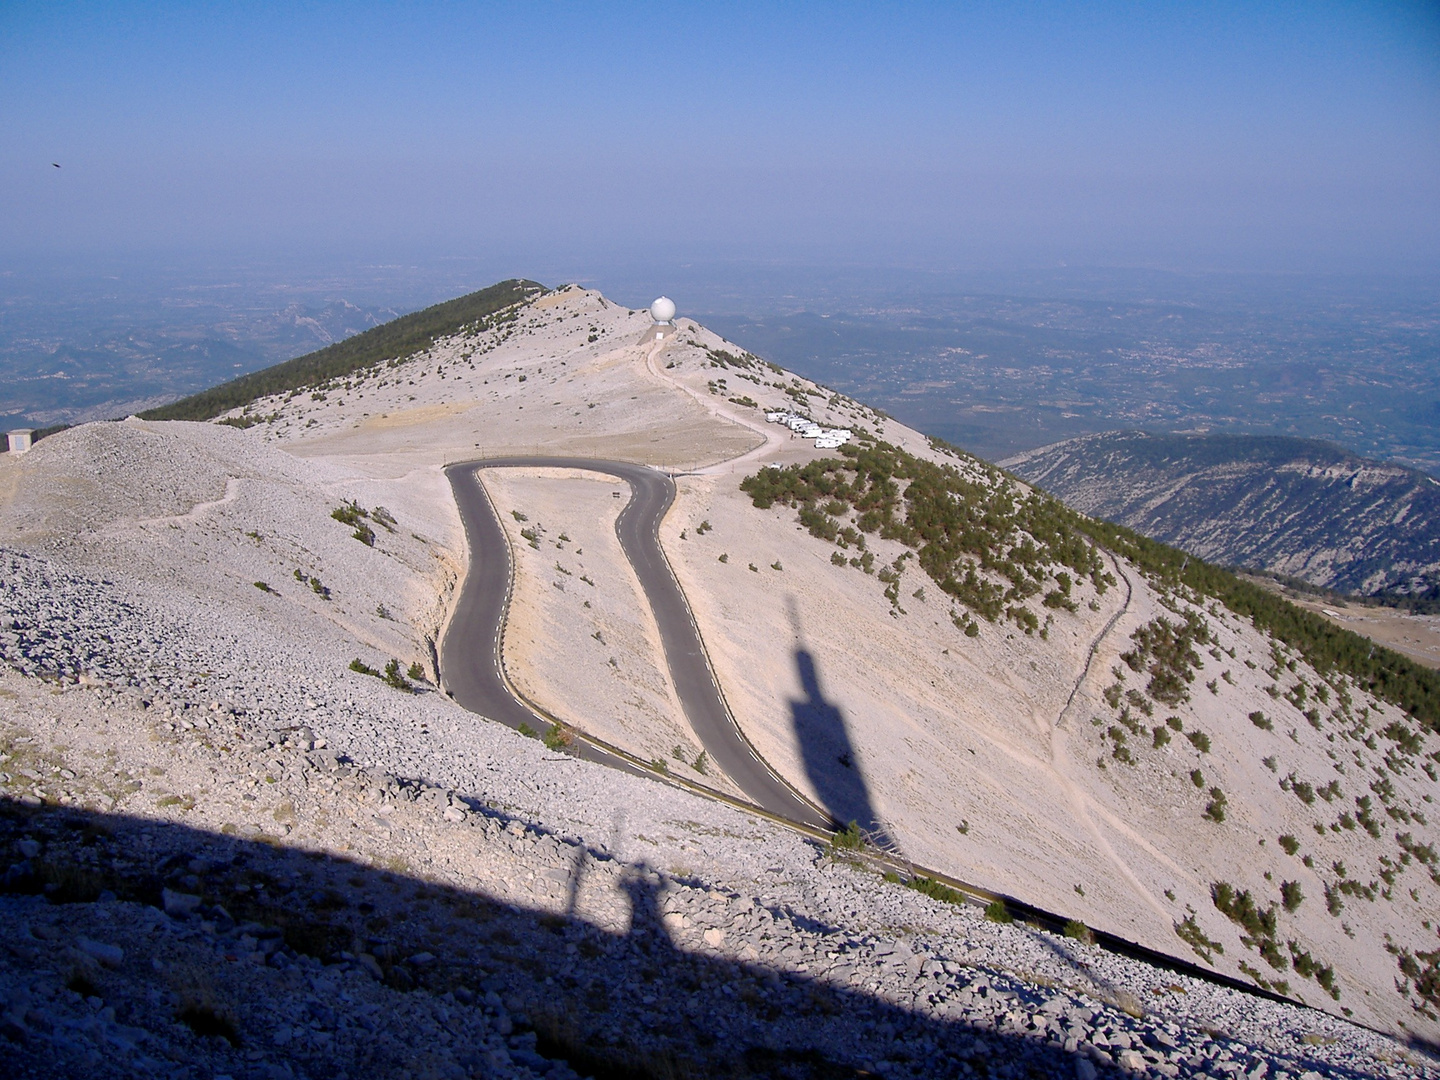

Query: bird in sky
left=52, top=163, right=60, bottom=168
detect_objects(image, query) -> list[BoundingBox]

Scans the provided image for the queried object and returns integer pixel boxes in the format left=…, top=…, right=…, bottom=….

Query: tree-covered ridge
left=740, top=441, right=1108, bottom=630
left=140, top=279, right=545, bottom=422
left=741, top=442, right=1440, bottom=727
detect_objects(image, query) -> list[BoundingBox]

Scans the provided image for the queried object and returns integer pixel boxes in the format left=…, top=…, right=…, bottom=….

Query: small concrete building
left=6, top=429, right=33, bottom=455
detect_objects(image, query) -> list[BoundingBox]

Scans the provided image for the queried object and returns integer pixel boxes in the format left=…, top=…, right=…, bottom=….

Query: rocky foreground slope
left=0, top=283, right=1438, bottom=1074
left=0, top=551, right=1433, bottom=1080
left=1001, top=431, right=1440, bottom=595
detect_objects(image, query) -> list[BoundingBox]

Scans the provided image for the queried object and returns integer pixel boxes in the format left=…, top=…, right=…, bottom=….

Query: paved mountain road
left=441, top=458, right=831, bottom=830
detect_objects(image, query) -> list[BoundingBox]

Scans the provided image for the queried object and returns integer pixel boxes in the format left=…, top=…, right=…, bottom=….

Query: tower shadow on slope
left=786, top=600, right=896, bottom=852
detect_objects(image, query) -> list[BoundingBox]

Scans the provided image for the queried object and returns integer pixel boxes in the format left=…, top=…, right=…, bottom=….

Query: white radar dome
left=649, top=296, right=676, bottom=324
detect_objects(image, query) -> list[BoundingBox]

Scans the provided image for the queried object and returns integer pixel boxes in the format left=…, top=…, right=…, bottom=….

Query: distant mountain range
left=1002, top=431, right=1440, bottom=595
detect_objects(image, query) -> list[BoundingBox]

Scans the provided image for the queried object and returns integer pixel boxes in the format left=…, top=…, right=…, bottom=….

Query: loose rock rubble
left=2, top=546, right=1438, bottom=1078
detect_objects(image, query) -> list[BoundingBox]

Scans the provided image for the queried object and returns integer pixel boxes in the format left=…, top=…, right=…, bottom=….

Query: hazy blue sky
left=3, top=1, right=1438, bottom=272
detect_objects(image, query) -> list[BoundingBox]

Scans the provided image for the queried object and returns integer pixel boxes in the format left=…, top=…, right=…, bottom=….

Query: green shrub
left=218, top=412, right=269, bottom=429
left=1211, top=881, right=1277, bottom=940
left=543, top=724, right=570, bottom=752
left=1204, top=788, right=1228, bottom=823
left=1278, top=834, right=1300, bottom=855
left=407, top=661, right=425, bottom=681
left=383, top=659, right=411, bottom=691
left=1174, top=915, right=1224, bottom=964
left=333, top=503, right=376, bottom=545
left=1063, top=919, right=1094, bottom=944
left=1121, top=613, right=1211, bottom=706
left=984, top=899, right=1013, bottom=924
left=349, top=658, right=379, bottom=677
left=1395, top=948, right=1440, bottom=1012
left=830, top=821, right=864, bottom=851
left=1043, top=588, right=1079, bottom=612
left=1382, top=720, right=1424, bottom=754
left=908, top=875, right=966, bottom=906
left=332, top=501, right=367, bottom=527
left=253, top=581, right=275, bottom=594
left=1250, top=710, right=1272, bottom=730
left=1281, top=880, right=1304, bottom=911
left=1324, top=882, right=1344, bottom=915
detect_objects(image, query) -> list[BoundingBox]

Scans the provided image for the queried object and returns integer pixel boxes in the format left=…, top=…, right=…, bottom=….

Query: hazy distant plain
left=4, top=262, right=1437, bottom=475
left=699, top=268, right=1440, bottom=474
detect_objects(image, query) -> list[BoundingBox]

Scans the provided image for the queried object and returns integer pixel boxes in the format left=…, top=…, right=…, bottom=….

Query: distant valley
left=1003, top=431, right=1440, bottom=596
left=702, top=270, right=1440, bottom=473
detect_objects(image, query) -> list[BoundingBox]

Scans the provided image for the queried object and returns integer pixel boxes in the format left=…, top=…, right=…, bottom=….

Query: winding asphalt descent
left=442, top=458, right=832, bottom=830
